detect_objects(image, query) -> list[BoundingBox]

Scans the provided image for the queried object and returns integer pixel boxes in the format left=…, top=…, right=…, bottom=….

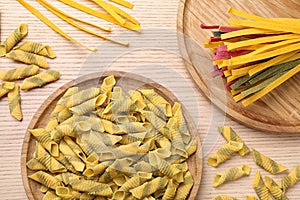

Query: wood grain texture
left=177, top=0, right=300, bottom=133
left=21, top=71, right=202, bottom=200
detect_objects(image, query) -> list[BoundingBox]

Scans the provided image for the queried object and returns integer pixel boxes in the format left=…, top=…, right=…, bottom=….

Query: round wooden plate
left=177, top=0, right=300, bottom=133
left=21, top=71, right=202, bottom=200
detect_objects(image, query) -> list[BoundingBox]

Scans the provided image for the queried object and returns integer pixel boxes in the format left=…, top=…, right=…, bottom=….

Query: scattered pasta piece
left=26, top=75, right=198, bottom=199
left=253, top=171, right=273, bottom=200
left=0, top=65, right=39, bottom=81
left=265, top=176, right=288, bottom=200
left=6, top=50, right=49, bottom=69
left=212, top=195, right=238, bottom=200
left=0, top=24, right=28, bottom=57
left=252, top=149, right=287, bottom=174
left=208, top=141, right=243, bottom=167
left=7, top=83, right=23, bottom=121
left=246, top=196, right=257, bottom=200
left=279, top=165, right=300, bottom=192
left=21, top=70, right=60, bottom=91
left=218, top=126, right=250, bottom=156
left=14, top=41, right=56, bottom=58
left=213, top=165, right=251, bottom=187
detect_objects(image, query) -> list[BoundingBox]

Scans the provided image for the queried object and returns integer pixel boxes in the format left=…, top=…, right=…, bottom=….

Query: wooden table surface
left=1, top=0, right=300, bottom=199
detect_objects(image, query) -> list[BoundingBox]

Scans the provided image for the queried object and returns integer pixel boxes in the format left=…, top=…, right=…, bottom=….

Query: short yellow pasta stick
left=265, top=176, right=288, bottom=200
left=213, top=165, right=251, bottom=187
left=21, top=70, right=60, bottom=91
left=208, top=141, right=243, bottom=167
left=7, top=83, right=23, bottom=121
left=6, top=50, right=48, bottom=69
left=253, top=171, right=273, bottom=200
left=0, top=24, right=28, bottom=56
left=279, top=165, right=300, bottom=192
left=92, top=0, right=125, bottom=25
left=109, top=0, right=134, bottom=9
left=221, top=28, right=280, bottom=40
left=15, top=41, right=56, bottom=58
left=0, top=65, right=39, bottom=81
left=252, top=149, right=287, bottom=174
left=17, top=0, right=97, bottom=52
left=242, top=63, right=300, bottom=106
left=218, top=126, right=250, bottom=156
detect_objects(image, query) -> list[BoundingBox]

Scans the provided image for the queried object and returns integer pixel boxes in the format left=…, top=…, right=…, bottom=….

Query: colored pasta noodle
left=218, top=126, right=250, bottom=156
left=246, top=196, right=257, bottom=200
left=208, top=141, right=243, bottom=167
left=253, top=171, right=273, bottom=200
left=21, top=70, right=60, bottom=90
left=252, top=149, right=287, bottom=174
left=26, top=158, right=47, bottom=171
left=174, top=171, right=194, bottom=200
left=279, top=165, right=300, bottom=192
left=0, top=65, right=39, bottom=81
left=0, top=24, right=28, bottom=56
left=6, top=49, right=48, bottom=69
left=212, top=195, right=238, bottom=200
left=7, top=83, right=23, bottom=121
left=28, top=171, right=62, bottom=190
left=0, top=82, right=15, bottom=99
left=265, top=176, right=288, bottom=200
left=14, top=41, right=56, bottom=58
left=213, top=165, right=251, bottom=187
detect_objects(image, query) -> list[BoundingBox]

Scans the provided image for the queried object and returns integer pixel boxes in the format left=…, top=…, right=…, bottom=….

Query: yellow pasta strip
left=228, top=7, right=266, bottom=21
left=38, top=0, right=128, bottom=47
left=225, top=34, right=300, bottom=51
left=248, top=51, right=298, bottom=76
left=58, top=0, right=140, bottom=32
left=242, top=63, right=300, bottom=106
left=229, top=18, right=300, bottom=34
left=221, top=28, right=281, bottom=40
left=91, top=0, right=125, bottom=25
left=231, top=64, right=257, bottom=77
left=17, top=0, right=97, bottom=52
left=223, top=43, right=300, bottom=67
left=109, top=0, right=134, bottom=9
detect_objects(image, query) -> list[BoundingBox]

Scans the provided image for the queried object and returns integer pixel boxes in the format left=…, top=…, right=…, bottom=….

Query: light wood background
left=0, top=0, right=300, bottom=199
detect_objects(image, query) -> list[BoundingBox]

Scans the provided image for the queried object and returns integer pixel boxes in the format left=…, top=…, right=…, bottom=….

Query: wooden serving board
left=21, top=71, right=202, bottom=200
left=177, top=0, right=300, bottom=133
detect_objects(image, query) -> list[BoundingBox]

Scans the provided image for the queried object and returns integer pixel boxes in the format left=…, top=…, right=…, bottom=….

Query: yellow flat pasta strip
left=58, top=0, right=140, bottom=31
left=0, top=24, right=28, bottom=56
left=231, top=64, right=257, bottom=77
left=225, top=33, right=300, bottom=51
left=242, top=63, right=300, bottom=106
left=38, top=0, right=128, bottom=47
left=228, top=7, right=266, bottom=21
left=17, top=0, right=96, bottom=52
left=221, top=28, right=281, bottom=40
left=229, top=18, right=300, bottom=34
left=109, top=0, right=134, bottom=9
left=249, top=51, right=298, bottom=76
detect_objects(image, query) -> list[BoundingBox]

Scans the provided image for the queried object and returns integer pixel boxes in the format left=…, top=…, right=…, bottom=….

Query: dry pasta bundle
left=202, top=7, right=300, bottom=106
left=252, top=149, right=287, bottom=174
left=213, top=165, right=251, bottom=187
left=27, top=75, right=198, bottom=199
left=18, top=0, right=141, bottom=50
left=0, top=24, right=28, bottom=57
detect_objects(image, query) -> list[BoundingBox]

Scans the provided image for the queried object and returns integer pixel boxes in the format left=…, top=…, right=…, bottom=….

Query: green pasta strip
left=0, top=24, right=28, bottom=56
left=17, top=0, right=97, bottom=52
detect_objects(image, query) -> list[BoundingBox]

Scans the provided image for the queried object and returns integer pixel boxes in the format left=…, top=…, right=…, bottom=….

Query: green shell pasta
left=218, top=126, right=250, bottom=156
left=7, top=83, right=23, bottom=121
left=213, top=165, right=251, bottom=187
left=253, top=171, right=273, bottom=200
left=0, top=65, right=39, bottom=81
left=6, top=49, right=48, bottom=69
left=21, top=70, right=60, bottom=90
left=252, top=149, right=287, bottom=174
left=14, top=41, right=56, bottom=58
left=0, top=24, right=28, bottom=56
